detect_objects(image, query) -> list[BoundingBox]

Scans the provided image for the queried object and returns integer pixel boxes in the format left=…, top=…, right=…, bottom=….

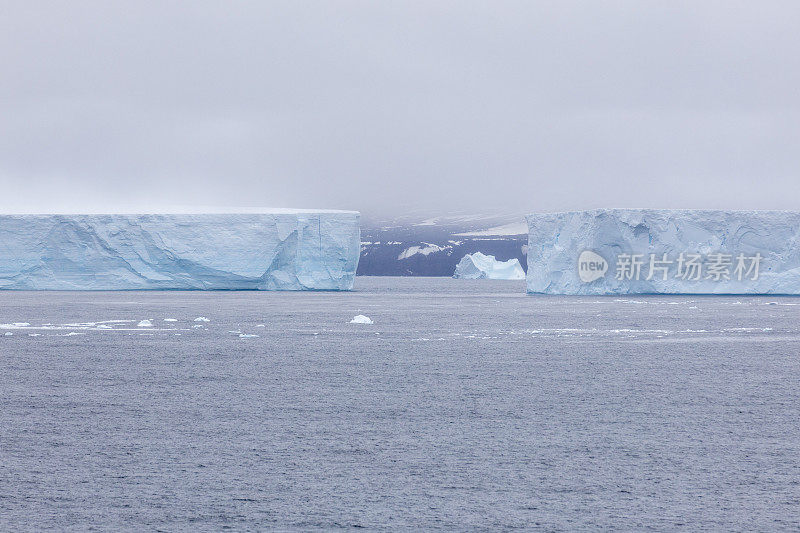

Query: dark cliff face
left=356, top=212, right=528, bottom=277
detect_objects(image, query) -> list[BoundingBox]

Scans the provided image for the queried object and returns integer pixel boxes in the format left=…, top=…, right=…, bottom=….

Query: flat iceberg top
left=0, top=207, right=358, bottom=215
left=527, top=208, right=800, bottom=223
left=527, top=209, right=800, bottom=295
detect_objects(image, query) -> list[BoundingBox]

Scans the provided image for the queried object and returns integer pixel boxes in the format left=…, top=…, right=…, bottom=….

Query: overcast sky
left=1, top=1, right=799, bottom=215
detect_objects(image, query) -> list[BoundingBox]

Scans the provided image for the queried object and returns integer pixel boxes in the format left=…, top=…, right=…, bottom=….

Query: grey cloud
left=1, top=1, right=799, bottom=215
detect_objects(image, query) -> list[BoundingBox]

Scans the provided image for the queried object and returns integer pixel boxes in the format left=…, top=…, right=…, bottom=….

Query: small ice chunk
left=137, top=320, right=153, bottom=327
left=255, top=324, right=266, bottom=328
left=164, top=318, right=178, bottom=322
left=350, top=315, right=374, bottom=324
left=4, top=332, right=12, bottom=336
left=13, top=322, right=30, bottom=327
left=28, top=333, right=41, bottom=337
left=239, top=333, right=259, bottom=338
left=194, top=317, right=211, bottom=322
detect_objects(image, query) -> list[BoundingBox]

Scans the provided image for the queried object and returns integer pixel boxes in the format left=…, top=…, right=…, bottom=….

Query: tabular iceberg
left=527, top=209, right=800, bottom=294
left=0, top=210, right=360, bottom=290
left=453, top=252, right=526, bottom=280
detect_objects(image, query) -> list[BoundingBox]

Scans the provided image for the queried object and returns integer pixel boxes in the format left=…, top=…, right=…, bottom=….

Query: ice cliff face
left=0, top=211, right=360, bottom=290
left=453, top=252, right=526, bottom=280
left=527, top=209, right=800, bottom=294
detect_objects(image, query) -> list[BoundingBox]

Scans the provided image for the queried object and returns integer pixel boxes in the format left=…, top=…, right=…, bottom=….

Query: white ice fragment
left=350, top=315, right=374, bottom=324
left=239, top=333, right=259, bottom=338
left=4, top=332, right=12, bottom=336
left=191, top=324, right=204, bottom=329
left=255, top=324, right=266, bottom=328
left=164, top=318, right=178, bottom=322
left=194, top=317, right=211, bottom=322
left=137, top=320, right=153, bottom=327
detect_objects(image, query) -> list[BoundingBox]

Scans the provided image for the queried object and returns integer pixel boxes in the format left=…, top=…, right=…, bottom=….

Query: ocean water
left=1, top=277, right=799, bottom=531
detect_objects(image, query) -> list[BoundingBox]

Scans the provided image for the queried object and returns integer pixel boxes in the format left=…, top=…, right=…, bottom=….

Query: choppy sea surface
left=2, top=277, right=800, bottom=531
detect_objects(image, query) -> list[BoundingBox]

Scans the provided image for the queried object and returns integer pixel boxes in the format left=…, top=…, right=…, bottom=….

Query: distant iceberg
left=0, top=210, right=360, bottom=290
left=527, top=209, right=800, bottom=294
left=453, top=252, right=526, bottom=280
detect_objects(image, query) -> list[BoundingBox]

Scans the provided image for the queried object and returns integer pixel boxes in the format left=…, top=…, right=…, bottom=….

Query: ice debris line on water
left=527, top=209, right=800, bottom=294
left=0, top=211, right=360, bottom=290
left=453, top=252, right=525, bottom=280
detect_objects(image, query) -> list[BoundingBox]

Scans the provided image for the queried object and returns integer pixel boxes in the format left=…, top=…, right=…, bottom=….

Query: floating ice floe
left=191, top=324, right=205, bottom=329
left=239, top=333, right=259, bottom=338
left=255, top=324, right=266, bottom=328
left=0, top=322, right=31, bottom=329
left=164, top=318, right=178, bottom=322
left=350, top=315, right=374, bottom=324
left=194, top=317, right=211, bottom=322
left=4, top=332, right=12, bottom=336
left=137, top=320, right=153, bottom=327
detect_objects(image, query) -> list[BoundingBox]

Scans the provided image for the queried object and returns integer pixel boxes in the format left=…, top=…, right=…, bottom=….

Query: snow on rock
left=350, top=315, right=374, bottom=324
left=527, top=209, right=800, bottom=294
left=397, top=244, right=449, bottom=260
left=0, top=211, right=360, bottom=290
left=453, top=252, right=526, bottom=280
